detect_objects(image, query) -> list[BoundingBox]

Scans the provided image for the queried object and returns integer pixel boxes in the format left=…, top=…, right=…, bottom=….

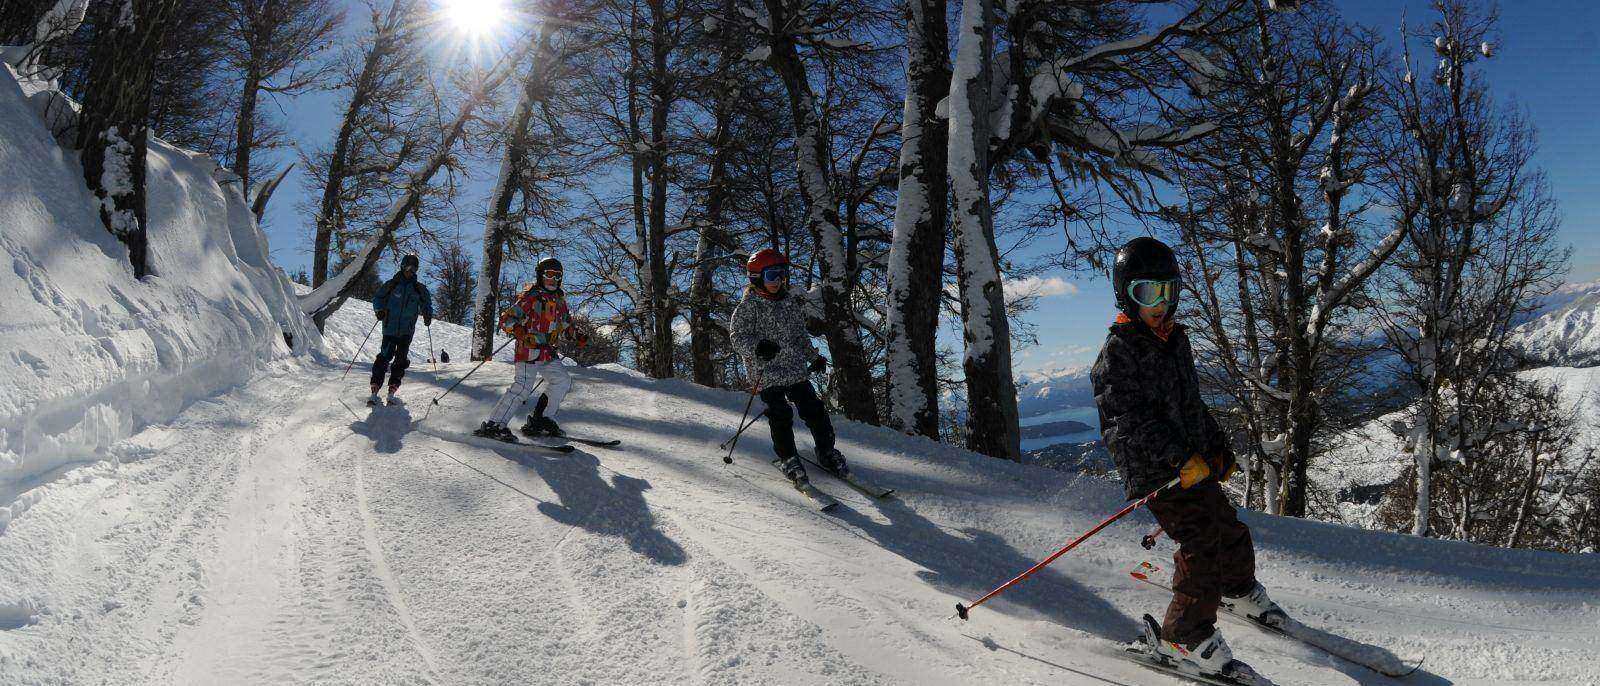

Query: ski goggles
left=760, top=265, right=789, bottom=283
left=1127, top=278, right=1180, bottom=308
left=542, top=269, right=563, bottom=281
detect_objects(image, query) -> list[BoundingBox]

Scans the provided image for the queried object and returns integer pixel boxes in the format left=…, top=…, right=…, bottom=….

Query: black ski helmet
left=1112, top=237, right=1180, bottom=318
left=400, top=253, right=420, bottom=271
left=536, top=257, right=564, bottom=290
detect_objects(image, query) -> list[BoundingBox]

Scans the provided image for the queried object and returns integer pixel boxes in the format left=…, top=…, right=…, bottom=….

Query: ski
left=1129, top=562, right=1422, bottom=677
left=795, top=481, right=841, bottom=512
left=553, top=435, right=621, bottom=448
left=798, top=456, right=894, bottom=499
left=1110, top=642, right=1276, bottom=686
left=415, top=424, right=577, bottom=454
left=386, top=396, right=405, bottom=406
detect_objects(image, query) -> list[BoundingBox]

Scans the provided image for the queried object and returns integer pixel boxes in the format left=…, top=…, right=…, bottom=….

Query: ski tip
left=955, top=603, right=970, bottom=620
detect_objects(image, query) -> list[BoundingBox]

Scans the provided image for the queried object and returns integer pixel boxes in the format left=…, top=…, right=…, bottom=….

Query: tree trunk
left=688, top=3, right=737, bottom=387
left=471, top=27, right=548, bottom=360
left=311, top=1, right=407, bottom=287
left=883, top=0, right=950, bottom=439
left=232, top=69, right=260, bottom=192
left=762, top=0, right=879, bottom=425
left=948, top=0, right=1019, bottom=460
left=644, top=0, right=674, bottom=379
left=77, top=0, right=180, bottom=279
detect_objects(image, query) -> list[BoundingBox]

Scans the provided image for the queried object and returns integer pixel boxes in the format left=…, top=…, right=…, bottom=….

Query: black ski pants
left=760, top=381, right=835, bottom=458
left=371, top=333, right=414, bottom=389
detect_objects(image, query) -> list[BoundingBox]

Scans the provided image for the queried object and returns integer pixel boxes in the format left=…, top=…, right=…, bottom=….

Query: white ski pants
left=489, top=360, right=571, bottom=425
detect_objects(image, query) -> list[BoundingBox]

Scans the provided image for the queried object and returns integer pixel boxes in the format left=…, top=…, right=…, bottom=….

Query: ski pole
left=719, top=374, right=763, bottom=463
left=432, top=337, right=515, bottom=406
left=342, top=319, right=381, bottom=381
left=955, top=476, right=1181, bottom=620
left=428, top=324, right=437, bottom=373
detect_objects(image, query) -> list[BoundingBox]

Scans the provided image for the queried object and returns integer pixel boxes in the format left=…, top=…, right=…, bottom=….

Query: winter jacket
left=373, top=275, right=433, bottom=337
left=1091, top=317, right=1231, bottom=499
left=731, top=287, right=818, bottom=388
left=500, top=287, right=572, bottom=363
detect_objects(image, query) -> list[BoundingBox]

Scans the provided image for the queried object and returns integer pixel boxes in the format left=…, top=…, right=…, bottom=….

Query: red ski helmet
left=745, top=249, right=791, bottom=290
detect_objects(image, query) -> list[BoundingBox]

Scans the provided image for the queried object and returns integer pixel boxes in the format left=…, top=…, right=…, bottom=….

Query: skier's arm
left=1179, top=336, right=1234, bottom=468
left=420, top=283, right=434, bottom=323
left=372, top=281, right=392, bottom=316
left=1092, top=340, right=1192, bottom=471
left=729, top=297, right=759, bottom=363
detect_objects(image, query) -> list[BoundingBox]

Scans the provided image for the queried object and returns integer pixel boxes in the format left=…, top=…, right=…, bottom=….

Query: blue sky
left=257, top=0, right=1600, bottom=374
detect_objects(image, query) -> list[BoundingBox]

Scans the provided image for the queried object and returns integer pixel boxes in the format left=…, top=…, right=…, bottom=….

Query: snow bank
left=0, top=65, right=315, bottom=526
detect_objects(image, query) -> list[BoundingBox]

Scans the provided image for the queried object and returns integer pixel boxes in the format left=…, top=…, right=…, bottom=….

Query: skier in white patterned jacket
left=730, top=248, right=849, bottom=489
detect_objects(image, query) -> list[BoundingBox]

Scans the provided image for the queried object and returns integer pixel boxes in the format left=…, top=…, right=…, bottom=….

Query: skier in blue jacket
left=370, top=253, right=433, bottom=405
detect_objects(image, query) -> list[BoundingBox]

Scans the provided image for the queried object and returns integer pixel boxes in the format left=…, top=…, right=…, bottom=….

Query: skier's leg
left=370, top=335, right=397, bottom=393
left=489, top=362, right=539, bottom=425
left=760, top=386, right=798, bottom=456
left=387, top=334, right=414, bottom=392
left=788, top=381, right=836, bottom=452
left=1208, top=485, right=1256, bottom=597
left=1148, top=482, right=1225, bottom=646
left=537, top=361, right=572, bottom=416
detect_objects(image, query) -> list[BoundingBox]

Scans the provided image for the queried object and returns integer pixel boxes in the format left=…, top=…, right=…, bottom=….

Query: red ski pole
left=955, top=476, right=1180, bottom=620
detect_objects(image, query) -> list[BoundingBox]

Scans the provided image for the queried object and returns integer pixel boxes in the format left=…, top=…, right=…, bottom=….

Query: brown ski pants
left=1146, top=480, right=1256, bottom=646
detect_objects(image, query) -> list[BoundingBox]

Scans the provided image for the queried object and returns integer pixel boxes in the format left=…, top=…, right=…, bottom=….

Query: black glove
left=755, top=339, right=779, bottom=361
left=423, top=314, right=433, bottom=327
left=375, top=310, right=387, bottom=321
left=808, top=356, right=827, bottom=373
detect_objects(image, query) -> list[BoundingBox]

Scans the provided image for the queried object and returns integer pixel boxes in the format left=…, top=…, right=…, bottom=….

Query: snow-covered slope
left=1508, top=280, right=1600, bottom=367
left=1, top=301, right=1594, bottom=685
left=0, top=65, right=312, bottom=528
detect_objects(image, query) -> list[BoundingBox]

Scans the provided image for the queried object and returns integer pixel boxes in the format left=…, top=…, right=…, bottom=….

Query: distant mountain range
left=1508, top=280, right=1600, bottom=367
left=1015, top=365, right=1096, bottom=418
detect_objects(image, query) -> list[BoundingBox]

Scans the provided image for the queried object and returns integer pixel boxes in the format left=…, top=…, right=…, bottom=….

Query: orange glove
left=1180, top=454, right=1211, bottom=489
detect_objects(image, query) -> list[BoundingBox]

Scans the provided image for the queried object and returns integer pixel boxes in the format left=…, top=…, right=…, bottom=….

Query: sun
left=441, top=0, right=508, bottom=37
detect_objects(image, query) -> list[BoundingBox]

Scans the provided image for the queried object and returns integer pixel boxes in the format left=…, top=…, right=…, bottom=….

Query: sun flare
left=442, top=0, right=508, bottom=37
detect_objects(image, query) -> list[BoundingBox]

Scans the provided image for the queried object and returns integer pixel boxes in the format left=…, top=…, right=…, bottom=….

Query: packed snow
left=3, top=299, right=1598, bottom=684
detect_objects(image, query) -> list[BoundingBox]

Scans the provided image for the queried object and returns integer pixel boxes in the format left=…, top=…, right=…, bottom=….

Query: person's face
left=761, top=265, right=788, bottom=294
left=402, top=264, right=417, bottom=278
left=542, top=269, right=562, bottom=290
left=1139, top=301, right=1169, bottom=328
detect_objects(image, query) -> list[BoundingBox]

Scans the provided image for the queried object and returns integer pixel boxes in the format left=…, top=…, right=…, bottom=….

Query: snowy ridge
left=1508, top=280, right=1600, bottom=367
left=0, top=65, right=313, bottom=527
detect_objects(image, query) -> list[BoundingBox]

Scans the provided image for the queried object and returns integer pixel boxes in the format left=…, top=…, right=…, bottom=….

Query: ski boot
left=473, top=421, right=517, bottom=443
left=1138, top=615, right=1267, bottom=684
left=520, top=414, right=562, bottom=438
left=366, top=383, right=382, bottom=407
left=772, top=454, right=811, bottom=490
left=816, top=447, right=850, bottom=478
left=386, top=385, right=404, bottom=406
left=1221, top=582, right=1287, bottom=628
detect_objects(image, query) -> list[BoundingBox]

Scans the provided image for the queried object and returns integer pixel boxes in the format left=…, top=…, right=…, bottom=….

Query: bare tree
left=1375, top=0, right=1566, bottom=536
left=432, top=240, right=476, bottom=325
left=306, top=0, right=428, bottom=287
left=75, top=0, right=182, bottom=278
left=216, top=0, right=341, bottom=191
left=300, top=25, right=542, bottom=329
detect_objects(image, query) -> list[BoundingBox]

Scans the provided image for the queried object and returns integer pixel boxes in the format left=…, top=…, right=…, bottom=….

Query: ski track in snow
left=2, top=349, right=1598, bottom=685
